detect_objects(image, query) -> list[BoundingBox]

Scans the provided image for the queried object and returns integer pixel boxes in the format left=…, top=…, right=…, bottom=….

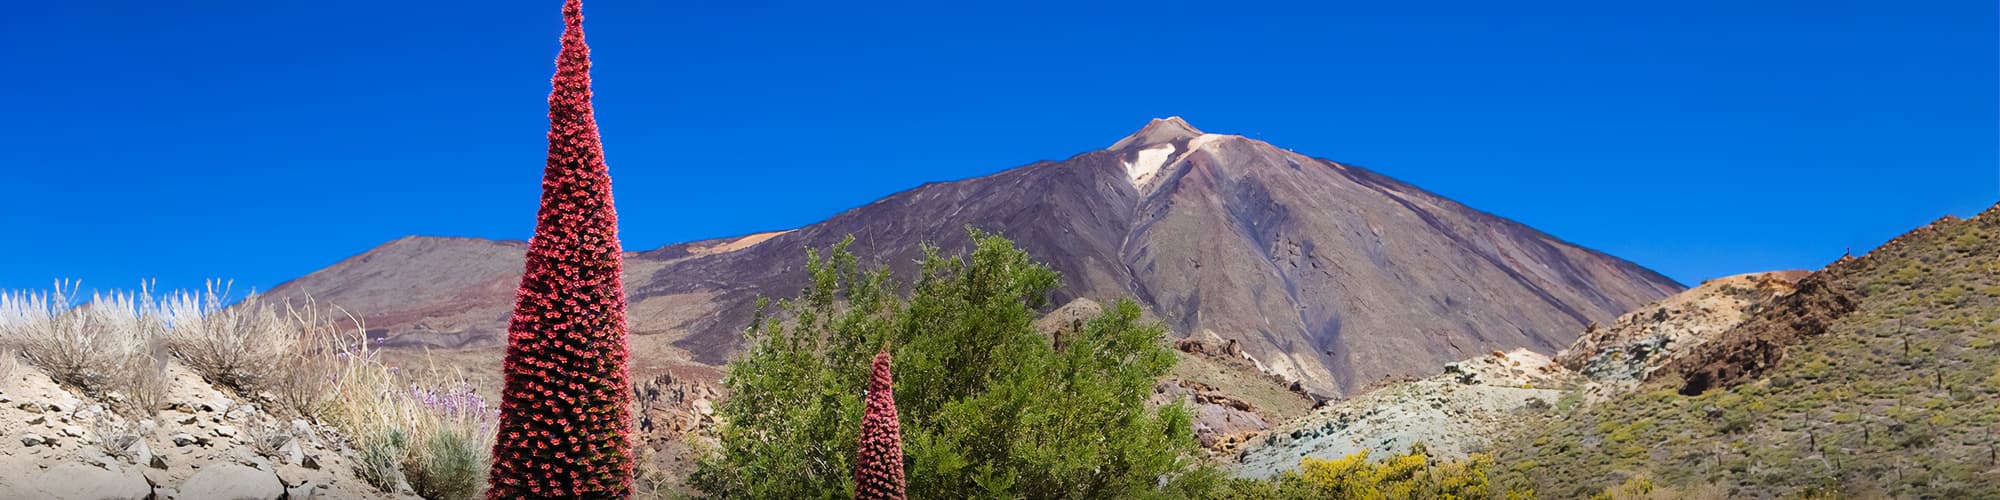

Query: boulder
left=29, top=463, right=153, bottom=500
left=178, top=463, right=285, bottom=500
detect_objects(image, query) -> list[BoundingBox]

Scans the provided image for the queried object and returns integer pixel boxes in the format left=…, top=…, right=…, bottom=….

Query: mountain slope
left=1491, top=204, right=2000, bottom=498
left=1229, top=271, right=1804, bottom=479
left=267, top=117, right=1681, bottom=395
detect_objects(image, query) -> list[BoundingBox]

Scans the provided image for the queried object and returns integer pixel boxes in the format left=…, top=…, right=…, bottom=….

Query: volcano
left=268, top=117, right=1682, bottom=395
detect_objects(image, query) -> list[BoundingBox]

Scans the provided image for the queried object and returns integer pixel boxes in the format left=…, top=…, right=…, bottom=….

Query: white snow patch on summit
left=1124, top=144, right=1177, bottom=186
left=1186, top=133, right=1232, bottom=152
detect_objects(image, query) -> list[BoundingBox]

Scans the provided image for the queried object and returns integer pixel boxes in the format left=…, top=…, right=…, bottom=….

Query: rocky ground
left=1560, top=271, right=1809, bottom=399
left=1227, top=272, right=1807, bottom=479
left=1228, top=349, right=1571, bottom=478
left=0, top=362, right=412, bottom=499
left=629, top=367, right=721, bottom=496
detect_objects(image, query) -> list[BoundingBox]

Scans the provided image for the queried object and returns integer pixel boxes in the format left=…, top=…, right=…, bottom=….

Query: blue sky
left=1, top=0, right=1993, bottom=294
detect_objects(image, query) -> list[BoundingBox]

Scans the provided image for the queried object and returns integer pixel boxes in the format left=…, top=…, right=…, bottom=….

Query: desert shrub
left=93, top=418, right=146, bottom=463
left=268, top=299, right=363, bottom=418
left=692, top=230, right=1210, bottom=498
left=402, top=379, right=496, bottom=500
left=116, top=340, right=171, bottom=416
left=405, top=421, right=487, bottom=499
left=162, top=283, right=293, bottom=392
left=162, top=285, right=366, bottom=419
left=356, top=427, right=412, bottom=493
left=0, top=283, right=172, bottom=415
left=322, top=347, right=495, bottom=499
left=322, top=342, right=415, bottom=493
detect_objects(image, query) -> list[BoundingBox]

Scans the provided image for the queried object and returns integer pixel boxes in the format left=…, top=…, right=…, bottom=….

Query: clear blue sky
left=2, top=0, right=1993, bottom=294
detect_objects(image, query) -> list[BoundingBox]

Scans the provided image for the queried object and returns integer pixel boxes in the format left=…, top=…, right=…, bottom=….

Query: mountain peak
left=1109, top=116, right=1205, bottom=150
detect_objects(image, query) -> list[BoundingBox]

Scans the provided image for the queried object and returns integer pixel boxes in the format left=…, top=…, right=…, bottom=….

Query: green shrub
left=405, top=424, right=487, bottom=500
left=357, top=428, right=410, bottom=493
left=692, top=230, right=1209, bottom=498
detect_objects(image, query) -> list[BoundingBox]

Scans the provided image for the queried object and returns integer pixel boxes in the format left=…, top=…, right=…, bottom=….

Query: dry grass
left=159, top=283, right=373, bottom=421
left=321, top=345, right=497, bottom=498
left=0, top=282, right=172, bottom=415
left=270, top=298, right=366, bottom=418
left=0, top=280, right=346, bottom=417
left=162, top=282, right=293, bottom=392
left=2, top=281, right=499, bottom=497
left=93, top=418, right=147, bottom=464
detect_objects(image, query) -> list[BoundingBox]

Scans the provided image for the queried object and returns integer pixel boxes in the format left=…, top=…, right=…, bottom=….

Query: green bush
left=404, top=424, right=488, bottom=500
left=356, top=428, right=410, bottom=493
left=691, top=229, right=1211, bottom=498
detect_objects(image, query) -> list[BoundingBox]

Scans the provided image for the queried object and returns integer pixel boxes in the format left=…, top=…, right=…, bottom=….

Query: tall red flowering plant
left=854, top=348, right=906, bottom=499
left=486, top=0, right=633, bottom=497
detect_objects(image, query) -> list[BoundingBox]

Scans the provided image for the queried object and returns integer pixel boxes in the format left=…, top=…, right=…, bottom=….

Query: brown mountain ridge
left=267, top=118, right=1683, bottom=396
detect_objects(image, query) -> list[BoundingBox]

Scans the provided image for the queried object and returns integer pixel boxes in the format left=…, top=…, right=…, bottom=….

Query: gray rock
left=285, top=480, right=317, bottom=500
left=223, top=404, right=258, bottom=421
left=20, top=433, right=46, bottom=447
left=178, top=463, right=284, bottom=500
left=172, top=433, right=200, bottom=447
left=28, top=463, right=152, bottom=500
left=111, top=435, right=154, bottom=465
left=276, top=438, right=305, bottom=465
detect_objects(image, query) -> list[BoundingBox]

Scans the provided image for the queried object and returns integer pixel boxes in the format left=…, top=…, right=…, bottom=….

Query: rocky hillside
left=1560, top=271, right=1809, bottom=396
left=0, top=362, right=409, bottom=500
left=1491, top=204, right=2000, bottom=497
left=1230, top=349, right=1572, bottom=479
left=267, top=117, right=1681, bottom=397
left=1227, top=271, right=1809, bottom=480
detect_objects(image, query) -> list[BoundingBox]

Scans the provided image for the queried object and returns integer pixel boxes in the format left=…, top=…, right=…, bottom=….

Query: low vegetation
left=0, top=283, right=170, bottom=415
left=0, top=282, right=497, bottom=500
left=1491, top=211, right=2000, bottom=498
left=1211, top=447, right=1528, bottom=499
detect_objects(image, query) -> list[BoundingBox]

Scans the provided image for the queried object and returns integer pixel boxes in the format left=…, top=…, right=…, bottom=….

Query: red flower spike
left=487, top=0, right=634, bottom=497
left=853, top=349, right=906, bottom=500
